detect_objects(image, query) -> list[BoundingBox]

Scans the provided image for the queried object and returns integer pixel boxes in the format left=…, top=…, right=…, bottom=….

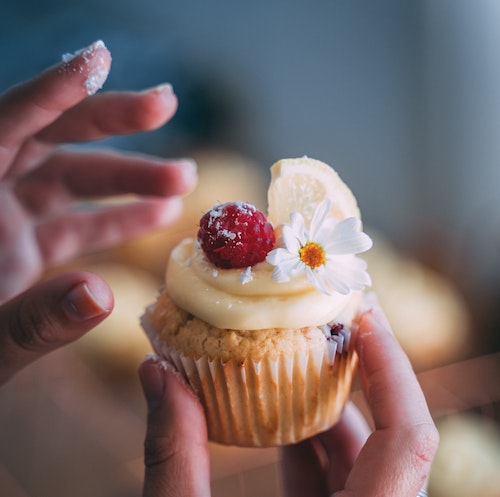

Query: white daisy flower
left=266, top=199, right=373, bottom=295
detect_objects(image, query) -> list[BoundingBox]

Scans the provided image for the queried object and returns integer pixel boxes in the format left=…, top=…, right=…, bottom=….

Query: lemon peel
left=267, top=157, right=360, bottom=227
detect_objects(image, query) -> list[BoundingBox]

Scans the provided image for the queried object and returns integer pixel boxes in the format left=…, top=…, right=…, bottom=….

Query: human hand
left=282, top=299, right=439, bottom=497
left=0, top=40, right=197, bottom=384
left=0, top=40, right=197, bottom=303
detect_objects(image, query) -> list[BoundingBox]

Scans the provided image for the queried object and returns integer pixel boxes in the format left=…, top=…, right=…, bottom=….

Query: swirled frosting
left=166, top=238, right=359, bottom=330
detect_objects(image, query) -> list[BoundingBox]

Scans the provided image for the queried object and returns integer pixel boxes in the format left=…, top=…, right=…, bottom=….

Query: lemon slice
left=267, top=157, right=360, bottom=227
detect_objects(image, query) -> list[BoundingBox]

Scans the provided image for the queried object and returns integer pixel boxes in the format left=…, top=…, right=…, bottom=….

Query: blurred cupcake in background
left=363, top=232, right=471, bottom=370
left=429, top=413, right=500, bottom=497
left=74, top=262, right=160, bottom=382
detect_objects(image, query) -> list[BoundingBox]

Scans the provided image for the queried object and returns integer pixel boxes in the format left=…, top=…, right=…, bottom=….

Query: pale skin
left=0, top=41, right=439, bottom=496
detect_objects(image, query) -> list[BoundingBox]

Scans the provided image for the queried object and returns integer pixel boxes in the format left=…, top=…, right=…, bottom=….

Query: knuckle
left=143, top=435, right=178, bottom=469
left=9, top=297, right=60, bottom=351
left=406, top=422, right=440, bottom=466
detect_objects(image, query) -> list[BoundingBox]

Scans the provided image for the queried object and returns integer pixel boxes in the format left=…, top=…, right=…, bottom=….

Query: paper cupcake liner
left=142, top=314, right=358, bottom=447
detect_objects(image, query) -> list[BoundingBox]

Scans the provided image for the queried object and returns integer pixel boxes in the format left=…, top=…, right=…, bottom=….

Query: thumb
left=139, top=355, right=210, bottom=497
left=0, top=271, right=113, bottom=386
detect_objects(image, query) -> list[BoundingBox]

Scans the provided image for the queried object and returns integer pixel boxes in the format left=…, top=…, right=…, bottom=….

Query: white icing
left=166, top=238, right=360, bottom=330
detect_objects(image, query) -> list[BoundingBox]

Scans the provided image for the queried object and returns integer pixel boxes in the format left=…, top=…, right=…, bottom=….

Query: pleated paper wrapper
left=142, top=315, right=358, bottom=447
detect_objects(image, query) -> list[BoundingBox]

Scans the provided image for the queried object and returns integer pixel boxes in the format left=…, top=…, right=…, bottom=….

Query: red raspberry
left=197, top=202, right=275, bottom=269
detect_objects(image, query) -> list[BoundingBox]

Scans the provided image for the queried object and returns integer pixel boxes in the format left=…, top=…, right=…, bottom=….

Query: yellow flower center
left=299, top=242, right=326, bottom=269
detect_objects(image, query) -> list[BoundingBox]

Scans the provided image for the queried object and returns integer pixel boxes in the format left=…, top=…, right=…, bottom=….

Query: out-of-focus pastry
left=429, top=413, right=500, bottom=497
left=74, top=263, right=160, bottom=380
left=363, top=233, right=471, bottom=370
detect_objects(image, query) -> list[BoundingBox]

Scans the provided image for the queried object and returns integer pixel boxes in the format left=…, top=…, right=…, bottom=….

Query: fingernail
left=359, top=292, right=393, bottom=335
left=163, top=158, right=198, bottom=192
left=370, top=306, right=394, bottom=335
left=139, top=355, right=167, bottom=410
left=179, top=158, right=198, bottom=190
left=62, top=40, right=106, bottom=63
left=180, top=157, right=198, bottom=174
left=63, top=282, right=111, bottom=322
left=146, top=82, right=174, bottom=97
left=360, top=291, right=378, bottom=313
left=61, top=40, right=110, bottom=96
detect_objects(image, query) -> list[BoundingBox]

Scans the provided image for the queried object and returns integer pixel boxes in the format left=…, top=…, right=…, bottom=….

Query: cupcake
left=142, top=157, right=373, bottom=447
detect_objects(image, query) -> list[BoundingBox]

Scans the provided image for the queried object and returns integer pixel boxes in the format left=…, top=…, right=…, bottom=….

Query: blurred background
left=0, top=1, right=499, bottom=496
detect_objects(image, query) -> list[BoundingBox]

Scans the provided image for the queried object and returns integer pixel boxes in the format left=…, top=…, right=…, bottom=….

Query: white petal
left=269, top=250, right=305, bottom=282
left=266, top=247, right=288, bottom=265
left=281, top=224, right=302, bottom=253
left=305, top=266, right=331, bottom=295
left=325, top=255, right=371, bottom=292
left=289, top=212, right=307, bottom=245
left=283, top=257, right=305, bottom=275
left=322, top=265, right=351, bottom=295
left=325, top=217, right=373, bottom=255
left=309, top=199, right=331, bottom=239
left=271, top=265, right=291, bottom=282
left=315, top=217, right=337, bottom=246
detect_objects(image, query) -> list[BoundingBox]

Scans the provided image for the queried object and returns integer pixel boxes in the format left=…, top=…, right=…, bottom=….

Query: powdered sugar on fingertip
left=61, top=40, right=109, bottom=96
